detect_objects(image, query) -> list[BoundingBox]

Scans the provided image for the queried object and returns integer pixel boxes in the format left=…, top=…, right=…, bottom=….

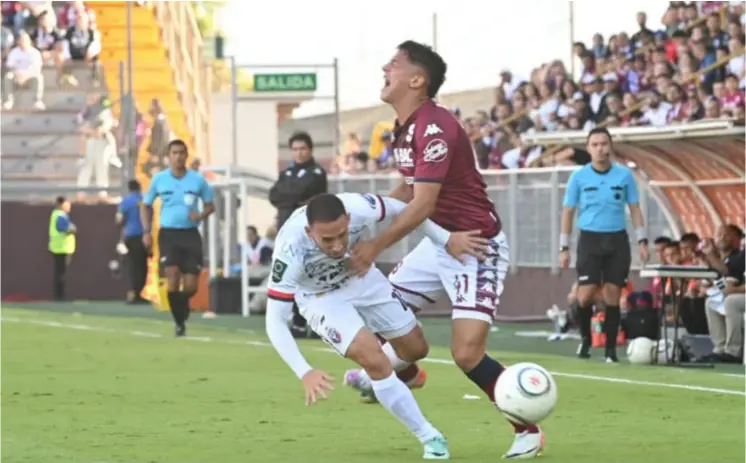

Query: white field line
left=3, top=316, right=744, bottom=397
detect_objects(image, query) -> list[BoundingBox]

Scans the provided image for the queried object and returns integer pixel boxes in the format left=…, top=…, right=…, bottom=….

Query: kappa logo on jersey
left=423, top=123, right=443, bottom=137
left=360, top=193, right=377, bottom=208
left=271, top=259, right=288, bottom=283
left=394, top=148, right=414, bottom=167
left=423, top=139, right=448, bottom=163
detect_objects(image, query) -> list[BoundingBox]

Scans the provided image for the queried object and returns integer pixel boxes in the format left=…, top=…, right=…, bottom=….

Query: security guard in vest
left=49, top=196, right=77, bottom=301
left=560, top=128, right=649, bottom=363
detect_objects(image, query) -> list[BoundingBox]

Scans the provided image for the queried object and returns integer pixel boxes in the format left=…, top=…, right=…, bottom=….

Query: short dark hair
left=587, top=127, right=612, bottom=143
left=726, top=224, right=745, bottom=238
left=306, top=194, right=346, bottom=225
left=680, top=232, right=700, bottom=244
left=167, top=139, right=188, bottom=153
left=397, top=40, right=447, bottom=99
left=247, top=225, right=258, bottom=235
left=288, top=131, right=313, bottom=151
left=654, top=236, right=673, bottom=245
left=55, top=196, right=66, bottom=206
left=127, top=180, right=141, bottom=192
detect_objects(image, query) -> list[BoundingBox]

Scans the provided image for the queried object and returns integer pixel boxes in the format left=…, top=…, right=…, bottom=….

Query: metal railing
left=152, top=1, right=212, bottom=163
left=327, top=166, right=673, bottom=272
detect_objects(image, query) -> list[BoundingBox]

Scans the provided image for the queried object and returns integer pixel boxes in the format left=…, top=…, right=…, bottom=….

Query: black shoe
left=175, top=324, right=186, bottom=337
left=576, top=340, right=591, bottom=359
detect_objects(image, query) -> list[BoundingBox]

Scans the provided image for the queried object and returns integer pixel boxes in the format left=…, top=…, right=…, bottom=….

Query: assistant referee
left=141, top=140, right=215, bottom=337
left=559, top=127, right=649, bottom=363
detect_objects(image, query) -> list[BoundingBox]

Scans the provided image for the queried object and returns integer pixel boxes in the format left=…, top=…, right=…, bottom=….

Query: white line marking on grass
left=4, top=316, right=744, bottom=397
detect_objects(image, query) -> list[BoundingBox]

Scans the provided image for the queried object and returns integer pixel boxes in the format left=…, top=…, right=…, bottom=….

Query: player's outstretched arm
left=265, top=299, right=335, bottom=406
left=265, top=298, right=313, bottom=379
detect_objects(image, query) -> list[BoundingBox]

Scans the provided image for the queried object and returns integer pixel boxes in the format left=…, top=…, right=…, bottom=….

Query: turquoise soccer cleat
left=423, top=436, right=450, bottom=460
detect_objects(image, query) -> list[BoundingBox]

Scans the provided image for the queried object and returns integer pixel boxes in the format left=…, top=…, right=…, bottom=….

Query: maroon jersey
left=393, top=100, right=501, bottom=237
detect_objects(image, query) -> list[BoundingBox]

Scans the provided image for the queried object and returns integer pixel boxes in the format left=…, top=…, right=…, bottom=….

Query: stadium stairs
left=0, top=65, right=122, bottom=196
left=90, top=1, right=210, bottom=190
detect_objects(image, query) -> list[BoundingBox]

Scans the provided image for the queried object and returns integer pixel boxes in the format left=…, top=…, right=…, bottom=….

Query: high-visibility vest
left=48, top=209, right=76, bottom=254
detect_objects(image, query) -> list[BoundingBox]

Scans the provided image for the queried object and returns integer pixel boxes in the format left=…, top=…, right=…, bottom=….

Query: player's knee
left=451, top=342, right=484, bottom=371
left=575, top=287, right=596, bottom=307
left=390, top=327, right=429, bottom=362
left=346, top=330, right=393, bottom=380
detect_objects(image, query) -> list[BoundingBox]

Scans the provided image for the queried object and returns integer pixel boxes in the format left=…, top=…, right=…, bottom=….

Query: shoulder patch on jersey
left=423, top=139, right=448, bottom=163
left=313, top=167, right=323, bottom=175
left=423, top=123, right=443, bottom=137
left=271, top=259, right=289, bottom=283
left=359, top=193, right=377, bottom=208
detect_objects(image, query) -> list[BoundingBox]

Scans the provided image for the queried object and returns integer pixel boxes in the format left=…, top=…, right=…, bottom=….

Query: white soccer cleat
left=503, top=428, right=545, bottom=459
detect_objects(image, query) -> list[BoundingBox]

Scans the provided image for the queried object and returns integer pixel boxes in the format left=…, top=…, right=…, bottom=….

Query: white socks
left=382, top=341, right=412, bottom=372
left=370, top=372, right=441, bottom=444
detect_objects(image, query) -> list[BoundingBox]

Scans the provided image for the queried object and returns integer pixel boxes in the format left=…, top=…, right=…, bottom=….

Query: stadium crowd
left=338, top=2, right=746, bottom=174
left=1, top=0, right=102, bottom=108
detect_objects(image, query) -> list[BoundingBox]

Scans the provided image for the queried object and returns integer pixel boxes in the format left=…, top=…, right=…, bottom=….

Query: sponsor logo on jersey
left=394, top=148, right=414, bottom=167
left=405, top=124, right=415, bottom=143
left=423, top=139, right=448, bottom=163
left=423, top=123, right=443, bottom=137
left=271, top=259, right=288, bottom=283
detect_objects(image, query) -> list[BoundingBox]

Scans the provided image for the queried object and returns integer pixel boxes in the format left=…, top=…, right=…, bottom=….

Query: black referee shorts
left=576, top=230, right=630, bottom=287
left=158, top=228, right=203, bottom=275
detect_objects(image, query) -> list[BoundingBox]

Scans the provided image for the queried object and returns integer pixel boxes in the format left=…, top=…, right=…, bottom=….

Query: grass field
left=2, top=304, right=745, bottom=463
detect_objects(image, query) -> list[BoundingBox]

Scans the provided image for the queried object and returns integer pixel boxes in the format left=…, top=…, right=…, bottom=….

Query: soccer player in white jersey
left=265, top=193, right=487, bottom=460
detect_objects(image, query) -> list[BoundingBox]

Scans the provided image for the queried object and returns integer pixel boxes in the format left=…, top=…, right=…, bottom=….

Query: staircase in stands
left=90, top=1, right=210, bottom=189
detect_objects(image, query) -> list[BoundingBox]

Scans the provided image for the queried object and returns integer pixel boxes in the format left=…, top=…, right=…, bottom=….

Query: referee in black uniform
left=559, top=128, right=649, bottom=362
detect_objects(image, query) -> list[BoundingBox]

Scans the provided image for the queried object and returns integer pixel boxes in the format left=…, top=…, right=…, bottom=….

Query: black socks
left=465, top=354, right=504, bottom=402
left=167, top=291, right=192, bottom=326
left=576, top=302, right=593, bottom=344
left=604, top=305, right=621, bottom=352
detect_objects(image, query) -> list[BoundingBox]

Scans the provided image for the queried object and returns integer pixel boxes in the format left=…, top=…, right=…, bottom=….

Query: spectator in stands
left=146, top=98, right=171, bottom=167
left=2, top=30, right=44, bottom=109
left=62, top=10, right=100, bottom=86
left=700, top=226, right=745, bottom=363
left=19, top=1, right=52, bottom=31
left=57, top=0, right=96, bottom=30
left=29, top=11, right=63, bottom=82
left=77, top=94, right=116, bottom=202
left=641, top=90, right=672, bottom=126
left=631, top=11, right=655, bottom=50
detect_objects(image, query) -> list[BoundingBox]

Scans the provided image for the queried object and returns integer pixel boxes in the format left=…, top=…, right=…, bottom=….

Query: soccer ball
left=493, top=362, right=558, bottom=425
left=626, top=337, right=657, bottom=365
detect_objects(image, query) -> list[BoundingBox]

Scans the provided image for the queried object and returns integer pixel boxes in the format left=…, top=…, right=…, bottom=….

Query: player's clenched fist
left=446, top=230, right=489, bottom=263
left=301, top=369, right=335, bottom=406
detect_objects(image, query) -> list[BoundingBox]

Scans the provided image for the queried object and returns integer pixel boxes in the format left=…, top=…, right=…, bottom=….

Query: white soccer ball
left=493, top=362, right=558, bottom=425
left=626, top=337, right=657, bottom=364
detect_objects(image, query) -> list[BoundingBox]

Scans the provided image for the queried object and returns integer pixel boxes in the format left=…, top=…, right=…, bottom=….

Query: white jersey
left=267, top=193, right=450, bottom=302
left=264, top=193, right=451, bottom=379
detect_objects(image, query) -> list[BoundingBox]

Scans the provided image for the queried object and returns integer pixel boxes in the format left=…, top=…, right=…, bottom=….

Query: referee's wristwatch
left=559, top=246, right=569, bottom=253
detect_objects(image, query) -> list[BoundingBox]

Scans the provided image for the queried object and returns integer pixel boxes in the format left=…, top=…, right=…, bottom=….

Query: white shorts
left=296, top=268, right=417, bottom=356
left=388, top=231, right=510, bottom=324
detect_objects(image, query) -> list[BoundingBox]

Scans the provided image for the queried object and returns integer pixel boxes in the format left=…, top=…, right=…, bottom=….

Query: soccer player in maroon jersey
left=347, top=41, right=545, bottom=459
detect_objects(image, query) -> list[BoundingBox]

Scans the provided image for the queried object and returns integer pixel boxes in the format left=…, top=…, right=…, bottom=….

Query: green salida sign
left=253, top=73, right=317, bottom=92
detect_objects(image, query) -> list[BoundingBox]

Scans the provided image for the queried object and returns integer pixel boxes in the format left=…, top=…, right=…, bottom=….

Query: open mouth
left=382, top=77, right=390, bottom=89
